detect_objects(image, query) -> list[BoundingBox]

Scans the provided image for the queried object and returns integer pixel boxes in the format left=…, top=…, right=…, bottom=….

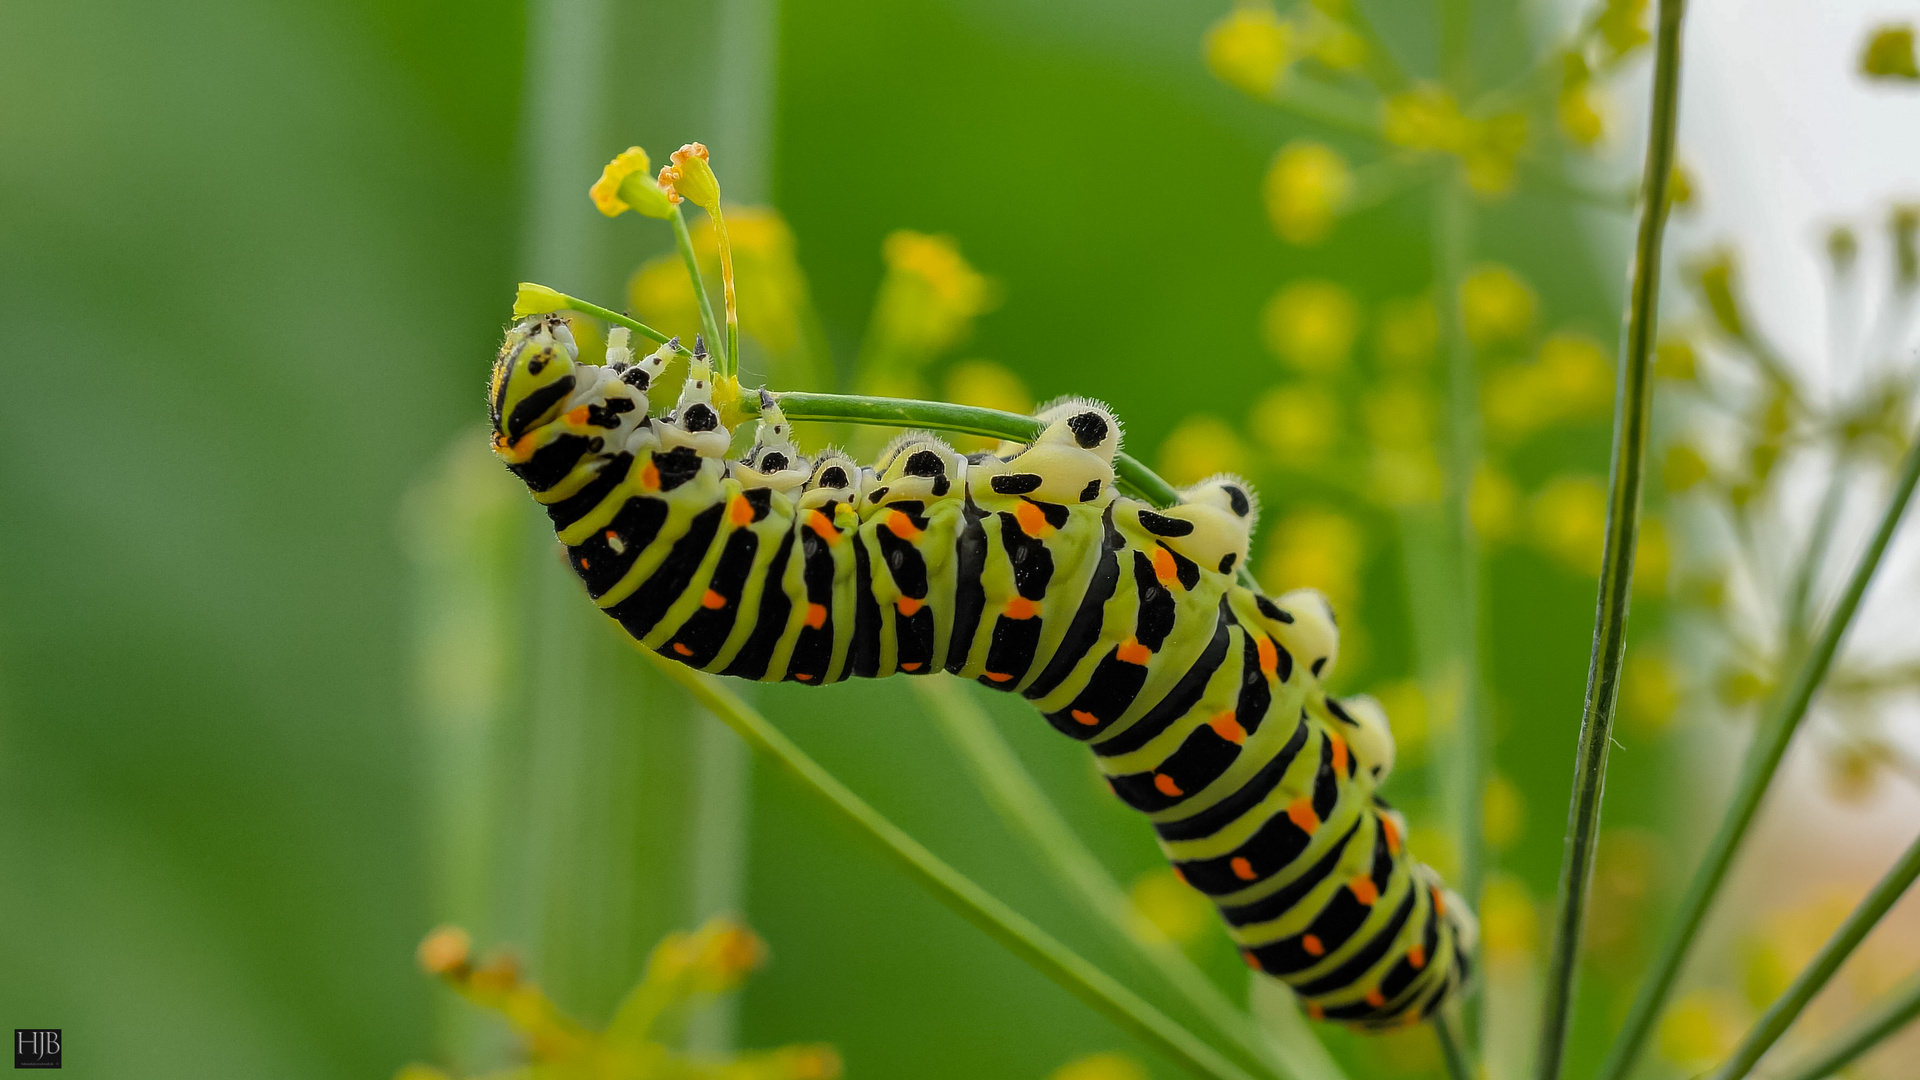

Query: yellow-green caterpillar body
left=489, top=315, right=1476, bottom=1028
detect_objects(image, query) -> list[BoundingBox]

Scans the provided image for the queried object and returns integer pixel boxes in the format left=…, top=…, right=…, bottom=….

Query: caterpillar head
left=989, top=398, right=1120, bottom=505
left=734, top=392, right=810, bottom=494
left=490, top=315, right=579, bottom=452
left=870, top=434, right=961, bottom=504
left=1273, top=587, right=1340, bottom=682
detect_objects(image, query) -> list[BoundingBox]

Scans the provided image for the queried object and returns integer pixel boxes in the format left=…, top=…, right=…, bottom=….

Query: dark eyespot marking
left=1080, top=479, right=1102, bottom=502
left=867, top=485, right=890, bottom=503
left=620, top=366, right=651, bottom=390
left=991, top=473, right=1044, bottom=496
left=905, top=450, right=946, bottom=478
left=1224, top=485, right=1251, bottom=516
left=1325, top=697, right=1359, bottom=726
left=586, top=397, right=635, bottom=428
left=1312, top=657, right=1327, bottom=676
left=681, top=403, right=719, bottom=432
left=1256, top=597, right=1294, bottom=623
left=759, top=451, right=790, bottom=473
left=1218, top=552, right=1237, bottom=575
left=1136, top=510, right=1195, bottom=537
left=818, top=465, right=849, bottom=489
left=1067, top=411, right=1109, bottom=449
left=527, top=354, right=549, bottom=375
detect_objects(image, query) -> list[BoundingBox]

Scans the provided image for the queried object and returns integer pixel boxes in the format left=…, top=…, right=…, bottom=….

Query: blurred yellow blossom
left=1663, top=442, right=1710, bottom=492
left=1375, top=295, right=1439, bottom=369
left=1301, top=11, right=1366, bottom=70
left=1250, top=383, right=1340, bottom=466
left=1538, top=332, right=1615, bottom=412
left=1669, top=163, right=1697, bottom=210
left=1369, top=448, right=1444, bottom=507
left=1128, top=868, right=1214, bottom=946
left=590, top=146, right=674, bottom=219
left=1382, top=85, right=1527, bottom=195
left=1483, top=773, right=1526, bottom=852
left=1659, top=991, right=1745, bottom=1070
left=1653, top=336, right=1697, bottom=381
left=1264, top=141, right=1351, bottom=244
left=1862, top=24, right=1920, bottom=81
left=1584, top=830, right=1660, bottom=975
left=855, top=231, right=998, bottom=394
left=1530, top=474, right=1607, bottom=575
left=1557, top=53, right=1605, bottom=146
left=1205, top=3, right=1295, bottom=97
left=1693, top=251, right=1750, bottom=340
left=627, top=205, right=816, bottom=380
left=1823, top=737, right=1893, bottom=804
left=1470, top=462, right=1520, bottom=542
left=944, top=359, right=1031, bottom=415
left=1262, top=279, right=1360, bottom=372
left=1369, top=679, right=1427, bottom=764
left=1260, top=507, right=1364, bottom=613
left=1050, top=1053, right=1151, bottom=1080
left=1157, top=415, right=1251, bottom=487
left=1460, top=264, right=1538, bottom=347
left=1363, top=382, right=1443, bottom=506
left=1744, top=891, right=1858, bottom=1010
left=1595, top=0, right=1651, bottom=61
left=1635, top=517, right=1670, bottom=595
left=1714, top=665, right=1770, bottom=709
left=1480, top=874, right=1538, bottom=962
left=1623, top=650, right=1682, bottom=736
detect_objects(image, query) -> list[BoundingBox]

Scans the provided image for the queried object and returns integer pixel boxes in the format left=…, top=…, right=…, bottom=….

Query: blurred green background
left=8, top=0, right=1862, bottom=1078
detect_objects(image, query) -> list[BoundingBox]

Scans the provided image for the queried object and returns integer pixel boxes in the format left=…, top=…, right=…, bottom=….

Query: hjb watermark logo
left=14, top=1030, right=60, bottom=1069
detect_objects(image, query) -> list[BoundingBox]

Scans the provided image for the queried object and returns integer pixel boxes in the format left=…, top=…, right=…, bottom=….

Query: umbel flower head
left=591, top=146, right=675, bottom=219
left=397, top=919, right=840, bottom=1080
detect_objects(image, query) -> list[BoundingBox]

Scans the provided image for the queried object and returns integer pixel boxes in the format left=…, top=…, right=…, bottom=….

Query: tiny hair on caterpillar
left=489, top=313, right=1477, bottom=1029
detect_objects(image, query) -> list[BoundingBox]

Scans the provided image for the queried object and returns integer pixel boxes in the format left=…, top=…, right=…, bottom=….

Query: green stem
left=1708, top=829, right=1920, bottom=1080
left=1769, top=970, right=1920, bottom=1080
left=710, top=201, right=740, bottom=380
left=671, top=205, right=726, bottom=368
left=1535, top=2, right=1690, bottom=1077
left=1782, top=461, right=1850, bottom=655
left=643, top=653, right=1258, bottom=1080
left=912, top=680, right=1346, bottom=1080
left=1435, top=1011, right=1473, bottom=1080
left=1434, top=171, right=1486, bottom=921
left=540, top=290, right=690, bottom=353
left=1597, top=419, right=1920, bottom=1080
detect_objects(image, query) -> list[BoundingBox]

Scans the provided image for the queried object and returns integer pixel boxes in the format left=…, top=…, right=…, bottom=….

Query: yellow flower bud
left=1861, top=24, right=1920, bottom=80
left=1659, top=991, right=1743, bottom=1069
left=1127, top=868, right=1212, bottom=946
left=659, top=142, right=721, bottom=212
left=1460, top=263, right=1537, bottom=347
left=1479, top=875, right=1538, bottom=961
left=590, top=146, right=674, bottom=219
left=1382, top=85, right=1468, bottom=152
left=1623, top=650, right=1681, bottom=736
left=1692, top=252, right=1748, bottom=339
left=1259, top=507, right=1363, bottom=614
left=1662, top=442, right=1710, bottom=492
left=1050, top=1053, right=1151, bottom=1080
left=1156, top=415, right=1250, bottom=488
left=1537, top=332, right=1614, bottom=415
left=1204, top=4, right=1295, bottom=97
left=1250, top=383, right=1338, bottom=465
left=1596, top=0, right=1651, bottom=62
left=1263, top=141, right=1351, bottom=245
left=513, top=282, right=570, bottom=318
left=1375, top=295, right=1438, bottom=369
left=1483, top=773, right=1525, bottom=852
left=1262, top=279, right=1360, bottom=372
left=1654, top=337, right=1698, bottom=381
left=1530, top=474, right=1608, bottom=575
left=417, top=925, right=472, bottom=976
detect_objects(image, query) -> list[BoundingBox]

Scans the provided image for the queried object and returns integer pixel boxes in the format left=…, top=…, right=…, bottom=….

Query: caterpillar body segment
left=489, top=314, right=1475, bottom=1027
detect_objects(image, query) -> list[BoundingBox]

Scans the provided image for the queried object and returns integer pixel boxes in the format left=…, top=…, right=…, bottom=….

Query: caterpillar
left=489, top=313, right=1477, bottom=1029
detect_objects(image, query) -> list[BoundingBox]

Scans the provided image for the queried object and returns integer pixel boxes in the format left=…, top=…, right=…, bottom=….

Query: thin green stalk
left=1781, top=462, right=1850, bottom=654
left=1770, top=970, right=1920, bottom=1080
left=912, top=680, right=1347, bottom=1080
left=1433, top=172, right=1485, bottom=919
left=1598, top=421, right=1920, bottom=1080
left=1534, top=2, right=1690, bottom=1077
left=709, top=202, right=740, bottom=380
left=1708, top=829, right=1920, bottom=1080
left=1435, top=1011, right=1473, bottom=1080
left=643, top=652, right=1258, bottom=1080
left=532, top=288, right=690, bottom=352
left=670, top=205, right=726, bottom=368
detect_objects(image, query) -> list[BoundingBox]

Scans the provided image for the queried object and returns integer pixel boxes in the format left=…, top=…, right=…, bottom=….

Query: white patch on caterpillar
left=1334, top=693, right=1396, bottom=784
left=1274, top=587, right=1340, bottom=683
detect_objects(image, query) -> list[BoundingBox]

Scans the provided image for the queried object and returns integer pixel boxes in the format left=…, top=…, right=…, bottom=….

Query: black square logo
left=14, top=1030, right=60, bottom=1069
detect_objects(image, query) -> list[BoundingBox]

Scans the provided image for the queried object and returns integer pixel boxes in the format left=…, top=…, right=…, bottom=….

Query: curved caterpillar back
left=490, top=314, right=1477, bottom=1028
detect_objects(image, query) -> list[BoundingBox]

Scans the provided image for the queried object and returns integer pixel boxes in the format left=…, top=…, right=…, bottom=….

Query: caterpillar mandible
left=489, top=313, right=1477, bottom=1029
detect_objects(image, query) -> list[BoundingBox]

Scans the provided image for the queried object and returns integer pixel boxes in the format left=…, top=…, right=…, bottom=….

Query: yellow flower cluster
left=1262, top=278, right=1360, bottom=372
left=628, top=205, right=817, bottom=384
left=1459, top=263, right=1537, bottom=347
left=1258, top=506, right=1364, bottom=615
left=400, top=920, right=840, bottom=1080
left=859, top=230, right=998, bottom=392
left=1205, top=3, right=1295, bottom=97
left=1156, top=415, right=1251, bottom=487
left=1382, top=84, right=1529, bottom=196
left=1482, top=332, right=1614, bottom=442
left=1263, top=141, right=1352, bottom=245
